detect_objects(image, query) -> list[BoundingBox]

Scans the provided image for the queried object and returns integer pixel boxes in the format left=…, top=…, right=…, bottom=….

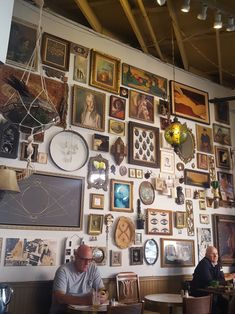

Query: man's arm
left=53, top=290, right=93, bottom=306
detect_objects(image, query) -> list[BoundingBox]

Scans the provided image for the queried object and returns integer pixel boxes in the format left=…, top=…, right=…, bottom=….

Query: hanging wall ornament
left=110, top=137, right=127, bottom=165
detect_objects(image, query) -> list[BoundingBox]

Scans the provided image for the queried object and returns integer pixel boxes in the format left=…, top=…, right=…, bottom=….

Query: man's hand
left=99, top=289, right=109, bottom=304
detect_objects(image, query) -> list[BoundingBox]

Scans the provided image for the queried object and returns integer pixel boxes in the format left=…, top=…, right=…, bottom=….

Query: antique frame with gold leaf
left=110, top=179, right=133, bottom=212
left=88, top=214, right=104, bottom=235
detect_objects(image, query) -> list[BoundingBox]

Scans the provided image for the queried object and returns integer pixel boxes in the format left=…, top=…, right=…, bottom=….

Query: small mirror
left=91, top=247, right=107, bottom=265
left=144, top=239, right=158, bottom=265
left=87, top=154, right=109, bottom=191
left=176, top=128, right=195, bottom=164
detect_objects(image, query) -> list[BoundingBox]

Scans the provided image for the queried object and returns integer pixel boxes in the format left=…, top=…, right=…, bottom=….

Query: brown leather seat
left=183, top=295, right=212, bottom=314
left=107, top=302, right=143, bottom=314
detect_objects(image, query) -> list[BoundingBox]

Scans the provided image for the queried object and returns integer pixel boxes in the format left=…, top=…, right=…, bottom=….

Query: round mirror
left=176, top=128, right=195, bottom=164
left=144, top=239, right=159, bottom=265
left=92, top=247, right=105, bottom=264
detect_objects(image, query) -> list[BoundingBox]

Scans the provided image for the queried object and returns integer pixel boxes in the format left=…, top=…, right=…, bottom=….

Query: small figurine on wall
left=175, top=186, right=184, bottom=205
left=136, top=199, right=145, bottom=229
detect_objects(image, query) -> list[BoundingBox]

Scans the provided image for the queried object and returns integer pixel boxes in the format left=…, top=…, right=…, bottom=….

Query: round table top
left=145, top=293, right=182, bottom=305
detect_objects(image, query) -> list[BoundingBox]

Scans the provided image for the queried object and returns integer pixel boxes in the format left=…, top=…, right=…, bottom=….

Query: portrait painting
left=213, top=123, right=231, bottom=146
left=213, top=214, right=235, bottom=265
left=119, top=86, right=129, bottom=98
left=109, top=95, right=126, bottom=120
left=7, top=17, right=38, bottom=70
left=196, top=124, right=214, bottom=154
left=215, top=146, right=231, bottom=170
left=158, top=99, right=170, bottom=116
left=214, top=101, right=230, bottom=125
left=170, top=81, right=210, bottom=124
left=184, top=169, right=210, bottom=188
left=130, top=247, right=143, bottom=265
left=110, top=179, right=133, bottom=213
left=175, top=211, right=186, bottom=229
left=92, top=134, right=109, bottom=152
left=197, top=153, right=208, bottom=170
left=88, top=214, right=104, bottom=235
left=72, top=85, right=106, bottom=132
left=129, top=90, right=154, bottom=123
left=217, top=172, right=234, bottom=202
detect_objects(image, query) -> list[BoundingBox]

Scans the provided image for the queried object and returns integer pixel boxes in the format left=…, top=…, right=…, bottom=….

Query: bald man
left=50, top=244, right=106, bottom=314
left=191, top=246, right=227, bottom=314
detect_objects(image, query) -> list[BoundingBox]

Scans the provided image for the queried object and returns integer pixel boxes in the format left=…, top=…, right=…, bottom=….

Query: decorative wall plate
left=139, top=181, right=155, bottom=205
left=115, top=216, right=135, bottom=249
left=49, top=130, right=89, bottom=171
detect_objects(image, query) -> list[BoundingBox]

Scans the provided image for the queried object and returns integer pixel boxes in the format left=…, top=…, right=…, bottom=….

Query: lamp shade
left=0, top=166, right=20, bottom=192
left=164, top=117, right=188, bottom=148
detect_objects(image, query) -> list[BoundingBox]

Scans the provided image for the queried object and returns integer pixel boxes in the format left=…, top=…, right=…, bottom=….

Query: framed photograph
left=197, top=153, right=208, bottom=170
left=110, top=250, right=122, bottom=267
left=41, top=32, right=70, bottom=71
left=0, top=171, right=84, bottom=230
left=136, top=169, right=143, bottom=179
left=160, top=238, right=195, bottom=267
left=90, top=194, right=104, bottom=209
left=215, top=146, right=231, bottom=170
left=88, top=214, right=104, bottom=235
left=20, top=142, right=38, bottom=162
left=199, top=200, right=206, bottom=210
left=110, top=179, right=133, bottom=212
left=90, top=50, right=121, bottom=94
left=212, top=214, right=235, bottom=265
left=214, top=101, right=230, bottom=125
left=197, top=227, right=212, bottom=261
left=185, top=188, right=192, bottom=199
left=92, top=134, right=109, bottom=152
left=0, top=122, right=20, bottom=159
left=147, top=208, right=173, bottom=235
left=37, top=152, right=48, bottom=164
left=175, top=211, right=186, bottom=229
left=196, top=124, right=214, bottom=154
left=73, top=52, right=88, bottom=84
left=134, top=232, right=142, bottom=245
left=122, top=63, right=167, bottom=98
left=109, top=95, right=126, bottom=120
left=128, top=121, right=160, bottom=168
left=72, top=85, right=106, bottom=132
left=198, top=190, right=205, bottom=199
left=199, top=214, right=210, bottom=224
left=213, top=123, right=231, bottom=146
left=7, top=17, right=38, bottom=70
left=130, top=247, right=143, bottom=265
left=129, top=168, right=136, bottom=178
left=160, top=150, right=174, bottom=174
left=120, top=86, right=129, bottom=98
left=217, top=172, right=234, bottom=201
left=129, top=90, right=154, bottom=123
left=109, top=119, right=125, bottom=136
left=170, top=81, right=210, bottom=124
left=206, top=197, right=214, bottom=208
left=184, top=169, right=210, bottom=188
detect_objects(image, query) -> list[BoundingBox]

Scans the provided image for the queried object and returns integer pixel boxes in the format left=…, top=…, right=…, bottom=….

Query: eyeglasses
left=76, top=255, right=93, bottom=263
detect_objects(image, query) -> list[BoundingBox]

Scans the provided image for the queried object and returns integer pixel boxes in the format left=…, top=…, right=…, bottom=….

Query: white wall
left=0, top=0, right=234, bottom=282
left=0, top=0, right=14, bottom=63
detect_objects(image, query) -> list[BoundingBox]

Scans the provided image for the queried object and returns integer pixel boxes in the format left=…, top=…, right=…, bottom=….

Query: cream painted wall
left=0, top=0, right=234, bottom=282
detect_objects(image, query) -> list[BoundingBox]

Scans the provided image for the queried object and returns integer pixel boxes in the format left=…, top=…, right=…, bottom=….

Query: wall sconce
left=181, top=0, right=190, bottom=13
left=226, top=17, right=235, bottom=32
left=197, top=4, right=208, bottom=20
left=0, top=166, right=20, bottom=200
left=213, top=12, right=223, bottom=29
left=164, top=116, right=188, bottom=152
left=156, top=0, right=166, bottom=5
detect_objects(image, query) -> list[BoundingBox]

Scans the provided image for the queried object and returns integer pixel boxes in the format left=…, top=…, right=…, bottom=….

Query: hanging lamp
left=164, top=116, right=188, bottom=151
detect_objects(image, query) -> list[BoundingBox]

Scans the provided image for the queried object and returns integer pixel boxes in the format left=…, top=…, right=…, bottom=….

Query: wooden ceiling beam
left=215, top=29, right=223, bottom=85
left=166, top=0, right=189, bottom=70
left=119, top=0, right=148, bottom=54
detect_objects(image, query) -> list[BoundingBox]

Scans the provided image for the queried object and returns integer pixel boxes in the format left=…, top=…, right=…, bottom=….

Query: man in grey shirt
left=50, top=244, right=106, bottom=314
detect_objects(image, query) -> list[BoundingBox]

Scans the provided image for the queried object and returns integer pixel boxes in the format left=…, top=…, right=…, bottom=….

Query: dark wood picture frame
left=213, top=123, right=231, bottom=146
left=215, top=146, right=231, bottom=170
left=184, top=169, right=210, bottom=188
left=217, top=172, right=234, bottom=202
left=109, top=95, right=126, bottom=120
left=20, top=142, right=38, bottom=162
left=130, top=247, right=143, bottom=265
left=214, top=101, right=230, bottom=125
left=0, top=122, right=19, bottom=159
left=129, top=90, right=154, bottom=123
left=128, top=121, right=160, bottom=168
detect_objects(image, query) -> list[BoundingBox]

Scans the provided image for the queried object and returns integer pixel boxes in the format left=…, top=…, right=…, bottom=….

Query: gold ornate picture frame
left=88, top=214, right=104, bottom=235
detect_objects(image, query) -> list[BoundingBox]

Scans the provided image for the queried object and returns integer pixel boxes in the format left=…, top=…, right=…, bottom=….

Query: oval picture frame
left=139, top=181, right=155, bottom=205
left=144, top=238, right=159, bottom=265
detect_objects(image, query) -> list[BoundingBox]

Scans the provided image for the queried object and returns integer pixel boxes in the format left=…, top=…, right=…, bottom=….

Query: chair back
left=116, top=272, right=141, bottom=304
left=183, top=295, right=212, bottom=314
left=107, top=302, right=143, bottom=314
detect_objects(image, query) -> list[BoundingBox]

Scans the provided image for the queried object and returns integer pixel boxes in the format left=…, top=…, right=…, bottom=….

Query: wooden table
left=144, top=293, right=183, bottom=314
left=199, top=287, right=235, bottom=298
left=67, top=304, right=108, bottom=313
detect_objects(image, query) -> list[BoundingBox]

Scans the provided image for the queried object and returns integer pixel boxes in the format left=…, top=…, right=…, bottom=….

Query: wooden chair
left=183, top=295, right=212, bottom=314
left=107, top=302, right=143, bottom=314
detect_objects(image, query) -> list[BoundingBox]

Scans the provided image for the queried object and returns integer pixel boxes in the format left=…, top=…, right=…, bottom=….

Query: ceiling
left=28, top=0, right=235, bottom=90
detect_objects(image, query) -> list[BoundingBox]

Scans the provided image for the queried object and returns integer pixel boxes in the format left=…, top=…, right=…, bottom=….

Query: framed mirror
left=176, top=128, right=195, bottom=164
left=144, top=238, right=159, bottom=265
left=87, top=154, right=109, bottom=191
left=91, top=247, right=107, bottom=265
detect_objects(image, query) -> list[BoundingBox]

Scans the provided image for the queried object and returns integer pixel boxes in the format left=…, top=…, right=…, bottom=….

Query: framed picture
left=110, top=179, right=133, bottom=212
left=206, top=197, right=214, bottom=208
left=160, top=238, right=195, bottom=267
left=92, top=134, right=109, bottom=152
left=136, top=169, right=143, bottom=179
left=134, top=232, right=142, bottom=245
left=170, top=81, right=210, bottom=124
left=184, top=169, right=210, bottom=188
left=88, top=214, right=104, bottom=235
left=120, top=86, right=129, bottom=98
left=217, top=172, right=234, bottom=201
left=214, top=101, right=230, bottom=125
left=72, top=85, right=106, bottom=132
left=41, top=32, right=70, bottom=71
left=160, top=150, right=174, bottom=174
left=213, top=123, right=231, bottom=146
left=0, top=122, right=19, bottom=159
left=175, top=211, right=186, bottom=229
left=73, top=50, right=89, bottom=83
left=160, top=117, right=172, bottom=130
left=129, top=90, right=154, bottom=123
left=196, top=124, right=214, bottom=154
left=20, top=142, right=38, bottom=162
left=212, top=214, right=235, bottom=265
left=128, top=121, right=160, bottom=168
left=7, top=17, right=38, bottom=70
left=185, top=188, right=192, bottom=199
left=198, top=190, right=205, bottom=199
left=37, top=152, right=48, bottom=164
left=90, top=50, right=121, bottom=94
left=110, top=250, right=122, bottom=267
left=122, top=63, right=167, bottom=98
left=199, top=214, right=210, bottom=224
left=0, top=171, right=84, bottom=230
left=199, top=200, right=206, bottom=210
left=158, top=99, right=170, bottom=115
left=109, top=119, right=125, bottom=136
left=197, top=227, right=212, bottom=261
left=215, top=146, right=231, bottom=170
left=109, top=95, right=126, bottom=120
left=90, top=194, right=104, bottom=209
left=130, top=247, right=143, bottom=265
left=129, top=168, right=136, bottom=178
left=197, top=153, right=208, bottom=170
left=147, top=208, right=173, bottom=235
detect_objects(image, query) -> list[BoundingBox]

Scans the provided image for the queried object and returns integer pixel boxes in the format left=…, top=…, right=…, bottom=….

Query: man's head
left=86, top=93, right=95, bottom=112
left=74, top=244, right=93, bottom=272
left=205, top=246, right=218, bottom=265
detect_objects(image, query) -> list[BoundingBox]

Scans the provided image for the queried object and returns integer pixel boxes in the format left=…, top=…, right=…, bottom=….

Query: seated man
left=50, top=244, right=107, bottom=314
left=191, top=246, right=228, bottom=314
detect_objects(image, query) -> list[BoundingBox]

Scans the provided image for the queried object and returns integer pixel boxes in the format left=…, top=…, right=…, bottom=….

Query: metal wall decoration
left=186, top=200, right=194, bottom=236
left=110, top=137, right=127, bottom=165
left=87, top=154, right=109, bottom=191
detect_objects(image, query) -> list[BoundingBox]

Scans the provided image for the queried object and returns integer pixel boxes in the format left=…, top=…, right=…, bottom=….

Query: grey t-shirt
left=50, top=261, right=104, bottom=314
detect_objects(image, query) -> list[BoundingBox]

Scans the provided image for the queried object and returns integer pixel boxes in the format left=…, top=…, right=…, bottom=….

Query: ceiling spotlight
left=181, top=0, right=190, bottom=13
left=156, top=0, right=167, bottom=5
left=213, top=12, right=222, bottom=29
left=197, top=4, right=208, bottom=20
left=226, top=17, right=235, bottom=32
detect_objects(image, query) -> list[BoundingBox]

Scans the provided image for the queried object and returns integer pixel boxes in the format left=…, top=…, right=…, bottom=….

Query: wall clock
left=49, top=130, right=89, bottom=171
